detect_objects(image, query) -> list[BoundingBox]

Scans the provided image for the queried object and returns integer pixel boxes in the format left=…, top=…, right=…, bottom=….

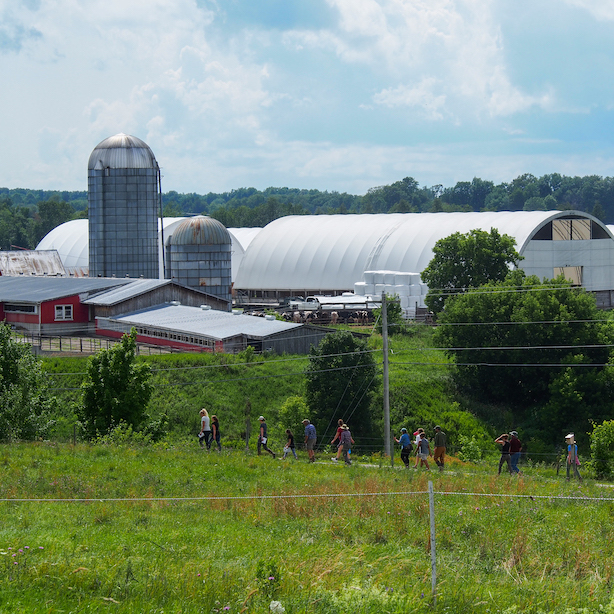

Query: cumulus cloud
left=286, top=0, right=552, bottom=119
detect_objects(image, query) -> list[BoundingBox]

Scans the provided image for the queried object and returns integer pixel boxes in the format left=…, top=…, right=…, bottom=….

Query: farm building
left=95, top=303, right=331, bottom=354
left=0, top=277, right=228, bottom=335
left=0, top=250, right=67, bottom=277
left=35, top=209, right=614, bottom=310
left=233, top=210, right=614, bottom=302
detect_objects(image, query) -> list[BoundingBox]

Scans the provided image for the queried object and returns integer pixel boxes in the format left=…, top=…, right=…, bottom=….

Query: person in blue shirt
left=566, top=433, right=582, bottom=481
left=395, top=427, right=413, bottom=468
left=302, top=419, right=317, bottom=463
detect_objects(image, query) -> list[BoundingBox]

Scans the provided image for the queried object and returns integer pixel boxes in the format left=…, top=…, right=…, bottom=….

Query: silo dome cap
left=88, top=133, right=158, bottom=170
left=169, top=215, right=231, bottom=246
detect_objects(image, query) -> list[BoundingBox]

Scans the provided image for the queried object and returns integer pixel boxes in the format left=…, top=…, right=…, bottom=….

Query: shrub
left=589, top=419, right=614, bottom=478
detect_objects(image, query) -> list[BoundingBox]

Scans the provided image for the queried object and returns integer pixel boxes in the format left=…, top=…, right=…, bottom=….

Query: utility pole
left=382, top=292, right=392, bottom=466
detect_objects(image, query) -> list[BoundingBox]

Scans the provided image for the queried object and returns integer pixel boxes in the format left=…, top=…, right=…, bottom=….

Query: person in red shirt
left=331, top=418, right=344, bottom=463
left=509, top=431, right=522, bottom=475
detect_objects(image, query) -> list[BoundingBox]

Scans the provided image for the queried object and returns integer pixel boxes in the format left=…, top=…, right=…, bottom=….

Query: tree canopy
left=0, top=322, right=56, bottom=440
left=304, top=331, right=378, bottom=442
left=79, top=329, right=153, bottom=437
left=421, top=228, right=522, bottom=314
left=434, top=272, right=614, bottom=445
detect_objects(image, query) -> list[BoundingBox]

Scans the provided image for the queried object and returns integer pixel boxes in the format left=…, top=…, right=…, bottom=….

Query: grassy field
left=1, top=442, right=613, bottom=613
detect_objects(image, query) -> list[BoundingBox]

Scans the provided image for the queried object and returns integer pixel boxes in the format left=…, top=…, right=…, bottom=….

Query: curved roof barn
left=233, top=210, right=614, bottom=293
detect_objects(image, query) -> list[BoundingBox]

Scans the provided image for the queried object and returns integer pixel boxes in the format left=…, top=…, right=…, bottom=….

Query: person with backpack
left=417, top=433, right=431, bottom=470
left=339, top=424, right=354, bottom=465
left=495, top=433, right=512, bottom=475
left=395, top=428, right=413, bottom=468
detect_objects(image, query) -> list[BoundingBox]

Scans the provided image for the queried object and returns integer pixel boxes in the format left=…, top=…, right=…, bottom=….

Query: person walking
left=283, top=429, right=298, bottom=459
left=566, top=433, right=582, bottom=481
left=340, top=424, right=354, bottom=465
left=302, top=419, right=317, bottom=462
left=198, top=409, right=212, bottom=450
left=509, top=430, right=522, bottom=475
left=412, top=428, right=424, bottom=468
left=331, top=418, right=344, bottom=463
left=494, top=433, right=512, bottom=475
left=417, top=432, right=430, bottom=470
left=433, top=425, right=447, bottom=472
left=257, top=416, right=276, bottom=458
left=394, top=427, right=413, bottom=468
left=211, top=414, right=221, bottom=452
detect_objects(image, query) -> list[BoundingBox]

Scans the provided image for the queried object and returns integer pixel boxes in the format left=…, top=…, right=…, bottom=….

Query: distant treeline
left=2, top=173, right=614, bottom=249
left=162, top=173, right=614, bottom=227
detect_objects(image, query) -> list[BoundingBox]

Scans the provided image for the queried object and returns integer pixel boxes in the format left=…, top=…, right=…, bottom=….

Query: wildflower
left=224, top=607, right=230, bottom=611
left=24, top=546, right=29, bottom=550
left=14, top=561, right=18, bottom=565
left=39, top=547, right=44, bottom=550
left=420, top=592, right=425, bottom=599
left=268, top=576, right=275, bottom=581
left=197, top=573, right=201, bottom=577
left=18, top=549, right=23, bottom=553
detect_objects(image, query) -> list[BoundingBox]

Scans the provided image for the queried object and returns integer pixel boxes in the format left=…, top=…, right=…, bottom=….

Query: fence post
left=428, top=480, right=437, bottom=606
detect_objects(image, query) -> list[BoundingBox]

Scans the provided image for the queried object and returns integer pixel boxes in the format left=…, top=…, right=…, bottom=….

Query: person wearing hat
left=394, top=428, right=413, bottom=468
left=339, top=424, right=354, bottom=465
left=257, top=416, right=276, bottom=458
left=433, top=426, right=447, bottom=472
left=303, top=419, right=317, bottom=463
left=509, top=430, right=522, bottom=474
left=565, top=433, right=582, bottom=481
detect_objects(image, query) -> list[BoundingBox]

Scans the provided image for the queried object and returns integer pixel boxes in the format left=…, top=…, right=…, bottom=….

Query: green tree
left=372, top=295, right=404, bottom=336
left=276, top=395, right=309, bottom=435
left=434, top=273, right=614, bottom=444
left=304, top=331, right=378, bottom=442
left=589, top=419, right=614, bottom=479
left=0, top=322, right=55, bottom=440
left=79, top=329, right=153, bottom=437
left=421, top=228, right=522, bottom=314
left=33, top=198, right=74, bottom=245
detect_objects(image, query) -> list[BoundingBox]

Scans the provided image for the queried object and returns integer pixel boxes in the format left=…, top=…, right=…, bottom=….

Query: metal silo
left=88, top=133, right=161, bottom=279
left=166, top=216, right=232, bottom=303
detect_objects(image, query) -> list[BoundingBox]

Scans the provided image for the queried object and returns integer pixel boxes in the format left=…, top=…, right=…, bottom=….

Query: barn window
left=55, top=305, right=73, bottom=321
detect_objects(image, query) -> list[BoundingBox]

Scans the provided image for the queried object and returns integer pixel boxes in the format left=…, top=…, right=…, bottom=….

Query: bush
left=589, top=419, right=614, bottom=478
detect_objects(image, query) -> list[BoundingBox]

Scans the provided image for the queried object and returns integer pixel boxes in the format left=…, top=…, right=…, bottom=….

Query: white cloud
left=286, top=0, right=552, bottom=119
left=563, top=0, right=614, bottom=20
left=373, top=78, right=447, bottom=120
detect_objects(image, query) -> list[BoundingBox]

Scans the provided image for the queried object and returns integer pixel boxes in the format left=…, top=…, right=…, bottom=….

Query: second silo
left=88, top=133, right=161, bottom=279
left=166, top=216, right=232, bottom=303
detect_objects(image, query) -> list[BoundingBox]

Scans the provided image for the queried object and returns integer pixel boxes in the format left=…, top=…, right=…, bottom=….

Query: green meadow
left=1, top=442, right=613, bottom=614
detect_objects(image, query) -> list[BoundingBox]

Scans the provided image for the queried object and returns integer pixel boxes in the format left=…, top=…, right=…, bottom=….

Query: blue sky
left=1, top=0, right=614, bottom=195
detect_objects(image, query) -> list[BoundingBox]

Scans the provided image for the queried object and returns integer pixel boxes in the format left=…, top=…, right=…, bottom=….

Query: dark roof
left=0, top=276, right=133, bottom=303
left=83, top=279, right=230, bottom=307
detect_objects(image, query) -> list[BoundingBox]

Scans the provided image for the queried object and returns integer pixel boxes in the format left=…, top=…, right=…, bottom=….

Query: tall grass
left=0, top=442, right=612, bottom=613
